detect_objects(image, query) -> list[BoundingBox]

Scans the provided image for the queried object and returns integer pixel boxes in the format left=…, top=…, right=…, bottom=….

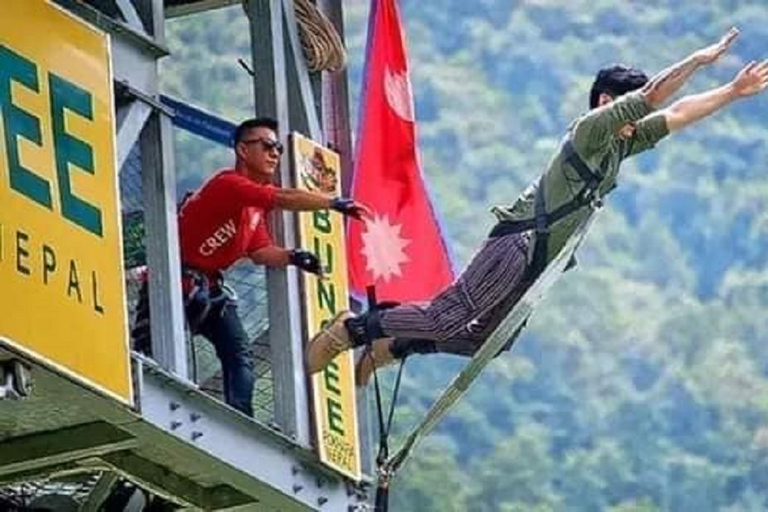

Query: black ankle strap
left=345, top=309, right=387, bottom=347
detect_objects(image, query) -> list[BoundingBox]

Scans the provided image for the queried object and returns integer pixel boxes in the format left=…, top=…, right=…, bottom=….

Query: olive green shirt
left=491, top=91, right=670, bottom=263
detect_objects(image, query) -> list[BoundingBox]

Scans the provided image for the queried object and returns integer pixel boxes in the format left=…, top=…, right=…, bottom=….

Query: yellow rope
left=243, top=0, right=347, bottom=73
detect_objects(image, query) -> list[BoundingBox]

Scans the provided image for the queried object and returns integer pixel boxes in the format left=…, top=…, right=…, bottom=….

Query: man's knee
left=430, top=315, right=476, bottom=344
left=222, top=335, right=254, bottom=369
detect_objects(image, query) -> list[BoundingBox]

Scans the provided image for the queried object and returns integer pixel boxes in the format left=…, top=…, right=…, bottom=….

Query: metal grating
left=0, top=472, right=102, bottom=510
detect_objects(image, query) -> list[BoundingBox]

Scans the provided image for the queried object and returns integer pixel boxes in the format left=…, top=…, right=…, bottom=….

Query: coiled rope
left=243, top=0, right=347, bottom=72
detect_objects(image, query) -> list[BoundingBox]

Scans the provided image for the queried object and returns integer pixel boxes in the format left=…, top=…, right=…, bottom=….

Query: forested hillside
left=161, top=2, right=768, bottom=510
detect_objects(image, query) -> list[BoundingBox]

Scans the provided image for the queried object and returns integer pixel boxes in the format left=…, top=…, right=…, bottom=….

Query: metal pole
left=247, top=0, right=310, bottom=446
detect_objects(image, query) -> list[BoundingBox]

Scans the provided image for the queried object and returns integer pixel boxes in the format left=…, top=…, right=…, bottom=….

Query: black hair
left=232, top=117, right=279, bottom=147
left=589, top=65, right=649, bottom=108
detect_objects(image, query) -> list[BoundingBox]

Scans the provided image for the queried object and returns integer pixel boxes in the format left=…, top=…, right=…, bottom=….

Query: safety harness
left=489, top=139, right=611, bottom=278
left=182, top=267, right=236, bottom=334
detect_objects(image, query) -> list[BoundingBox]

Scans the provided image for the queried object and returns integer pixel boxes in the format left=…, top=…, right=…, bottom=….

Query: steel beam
left=80, top=471, right=121, bottom=512
left=140, top=112, right=188, bottom=379
left=136, top=360, right=370, bottom=511
left=247, top=0, right=311, bottom=448
left=115, top=0, right=148, bottom=34
left=0, top=422, right=136, bottom=478
left=318, top=0, right=354, bottom=195
left=282, top=0, right=322, bottom=141
left=164, top=0, right=241, bottom=18
left=102, top=452, right=254, bottom=510
left=116, top=100, right=153, bottom=170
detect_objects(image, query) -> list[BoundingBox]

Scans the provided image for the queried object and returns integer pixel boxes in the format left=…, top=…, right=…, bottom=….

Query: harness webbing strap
left=531, top=175, right=549, bottom=277
left=373, top=356, right=406, bottom=512
left=383, top=214, right=597, bottom=476
left=491, top=140, right=604, bottom=232
left=563, top=139, right=601, bottom=190
left=365, top=285, right=407, bottom=512
left=489, top=139, right=606, bottom=276
left=373, top=355, right=406, bottom=467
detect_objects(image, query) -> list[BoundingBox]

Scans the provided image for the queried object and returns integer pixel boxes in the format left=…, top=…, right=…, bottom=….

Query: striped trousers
left=381, top=232, right=532, bottom=357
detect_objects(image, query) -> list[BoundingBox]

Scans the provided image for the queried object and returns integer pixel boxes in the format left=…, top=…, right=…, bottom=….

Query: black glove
left=330, top=197, right=368, bottom=220
left=289, top=249, right=323, bottom=276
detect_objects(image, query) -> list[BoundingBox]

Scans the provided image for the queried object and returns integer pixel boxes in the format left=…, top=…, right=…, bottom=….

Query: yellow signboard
left=292, top=132, right=361, bottom=481
left=0, top=0, right=131, bottom=404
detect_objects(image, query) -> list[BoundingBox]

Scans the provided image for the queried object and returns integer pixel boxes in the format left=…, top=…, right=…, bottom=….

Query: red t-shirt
left=178, top=169, right=277, bottom=276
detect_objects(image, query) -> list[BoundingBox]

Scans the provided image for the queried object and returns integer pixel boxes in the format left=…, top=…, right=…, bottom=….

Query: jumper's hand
left=731, top=60, right=768, bottom=97
left=693, top=27, right=739, bottom=65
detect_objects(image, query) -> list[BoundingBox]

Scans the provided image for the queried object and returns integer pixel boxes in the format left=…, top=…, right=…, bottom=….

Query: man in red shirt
left=132, top=117, right=368, bottom=417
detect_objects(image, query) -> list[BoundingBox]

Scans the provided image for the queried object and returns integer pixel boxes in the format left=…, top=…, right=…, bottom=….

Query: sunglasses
left=241, top=138, right=284, bottom=155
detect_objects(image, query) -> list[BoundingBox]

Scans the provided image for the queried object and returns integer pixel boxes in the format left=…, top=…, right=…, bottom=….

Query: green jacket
left=491, top=91, right=670, bottom=263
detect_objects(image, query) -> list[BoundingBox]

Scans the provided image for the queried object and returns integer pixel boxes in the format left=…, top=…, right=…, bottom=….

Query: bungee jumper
left=307, top=28, right=759, bottom=384
left=305, top=26, right=768, bottom=509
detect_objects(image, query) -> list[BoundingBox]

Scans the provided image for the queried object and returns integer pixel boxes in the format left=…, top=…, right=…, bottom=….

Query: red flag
left=348, top=0, right=454, bottom=303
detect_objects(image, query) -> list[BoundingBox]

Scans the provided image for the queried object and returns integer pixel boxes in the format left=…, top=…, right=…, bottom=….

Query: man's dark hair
left=232, top=117, right=279, bottom=147
left=589, top=65, right=649, bottom=108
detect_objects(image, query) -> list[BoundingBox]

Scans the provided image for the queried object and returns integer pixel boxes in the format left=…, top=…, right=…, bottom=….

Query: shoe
left=306, top=311, right=354, bottom=373
left=355, top=338, right=396, bottom=387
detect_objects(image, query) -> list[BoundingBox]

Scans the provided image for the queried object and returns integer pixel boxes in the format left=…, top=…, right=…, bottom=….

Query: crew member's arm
left=276, top=188, right=370, bottom=219
left=246, top=219, right=324, bottom=275
left=272, top=187, right=332, bottom=210
left=662, top=60, right=768, bottom=133
left=222, top=174, right=371, bottom=220
left=249, top=246, right=324, bottom=275
left=249, top=246, right=290, bottom=267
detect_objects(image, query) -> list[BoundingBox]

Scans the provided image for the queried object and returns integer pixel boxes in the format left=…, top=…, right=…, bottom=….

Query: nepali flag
left=347, top=0, right=455, bottom=303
